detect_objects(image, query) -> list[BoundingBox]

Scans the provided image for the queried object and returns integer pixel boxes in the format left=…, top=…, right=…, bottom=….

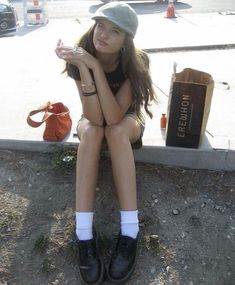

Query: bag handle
left=27, top=102, right=70, bottom=128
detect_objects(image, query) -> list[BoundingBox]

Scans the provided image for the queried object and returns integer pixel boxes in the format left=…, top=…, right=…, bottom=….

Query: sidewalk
left=0, top=10, right=235, bottom=170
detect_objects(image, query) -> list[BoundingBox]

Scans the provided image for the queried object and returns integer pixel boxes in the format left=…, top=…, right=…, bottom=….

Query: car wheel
left=0, top=21, right=8, bottom=30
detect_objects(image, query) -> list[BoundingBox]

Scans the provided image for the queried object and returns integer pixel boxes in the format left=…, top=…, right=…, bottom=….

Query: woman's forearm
left=78, top=64, right=104, bottom=125
left=93, top=63, right=124, bottom=125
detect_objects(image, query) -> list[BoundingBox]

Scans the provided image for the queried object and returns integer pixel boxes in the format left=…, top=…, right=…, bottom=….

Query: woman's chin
left=95, top=45, right=108, bottom=52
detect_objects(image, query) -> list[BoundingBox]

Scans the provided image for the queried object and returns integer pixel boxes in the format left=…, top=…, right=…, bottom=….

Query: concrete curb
left=0, top=139, right=77, bottom=153
left=1, top=138, right=235, bottom=171
left=133, top=145, right=235, bottom=171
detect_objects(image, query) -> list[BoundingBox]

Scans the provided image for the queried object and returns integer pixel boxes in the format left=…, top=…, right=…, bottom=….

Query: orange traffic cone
left=165, top=1, right=177, bottom=18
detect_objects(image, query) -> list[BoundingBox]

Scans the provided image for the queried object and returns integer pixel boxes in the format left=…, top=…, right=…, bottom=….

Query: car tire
left=0, top=21, right=8, bottom=30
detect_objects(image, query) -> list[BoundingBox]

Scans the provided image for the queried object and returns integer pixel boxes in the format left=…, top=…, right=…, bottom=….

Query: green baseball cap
left=92, top=2, right=138, bottom=37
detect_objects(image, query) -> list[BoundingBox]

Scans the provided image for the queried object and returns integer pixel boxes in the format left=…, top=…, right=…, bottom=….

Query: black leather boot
left=74, top=233, right=104, bottom=285
left=107, top=232, right=139, bottom=283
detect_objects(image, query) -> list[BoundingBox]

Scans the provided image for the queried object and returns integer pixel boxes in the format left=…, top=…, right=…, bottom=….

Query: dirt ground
left=0, top=149, right=234, bottom=285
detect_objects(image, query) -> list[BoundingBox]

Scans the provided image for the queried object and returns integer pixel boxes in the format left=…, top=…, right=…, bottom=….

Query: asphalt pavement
left=1, top=4, right=235, bottom=170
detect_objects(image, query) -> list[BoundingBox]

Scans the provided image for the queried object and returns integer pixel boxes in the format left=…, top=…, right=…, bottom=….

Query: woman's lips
left=97, top=39, right=108, bottom=47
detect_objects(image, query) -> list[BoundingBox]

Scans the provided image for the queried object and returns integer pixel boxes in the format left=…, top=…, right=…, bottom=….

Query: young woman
left=55, top=2, right=156, bottom=284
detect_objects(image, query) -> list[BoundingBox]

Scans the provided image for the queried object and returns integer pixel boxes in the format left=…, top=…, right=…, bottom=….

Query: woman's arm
left=55, top=41, right=104, bottom=126
left=93, top=62, right=133, bottom=125
left=76, top=64, right=104, bottom=126
left=71, top=48, right=133, bottom=125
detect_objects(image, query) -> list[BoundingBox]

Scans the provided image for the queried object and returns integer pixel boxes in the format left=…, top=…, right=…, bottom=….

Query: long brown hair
left=65, top=24, right=157, bottom=119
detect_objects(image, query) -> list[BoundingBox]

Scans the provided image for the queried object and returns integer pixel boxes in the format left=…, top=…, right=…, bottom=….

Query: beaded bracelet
left=82, top=90, right=97, bottom=96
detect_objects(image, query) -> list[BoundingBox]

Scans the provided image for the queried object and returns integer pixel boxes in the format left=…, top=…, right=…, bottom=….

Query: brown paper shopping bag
left=166, top=68, right=214, bottom=148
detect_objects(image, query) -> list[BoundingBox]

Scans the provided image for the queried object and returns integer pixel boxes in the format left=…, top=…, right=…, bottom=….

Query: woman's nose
left=100, top=29, right=109, bottom=40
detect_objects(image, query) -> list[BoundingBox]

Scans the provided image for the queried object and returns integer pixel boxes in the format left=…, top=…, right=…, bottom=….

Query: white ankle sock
left=76, top=212, right=94, bottom=240
left=120, top=210, right=139, bottom=239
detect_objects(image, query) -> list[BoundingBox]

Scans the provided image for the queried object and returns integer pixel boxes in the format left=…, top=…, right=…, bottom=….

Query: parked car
left=100, top=0, right=177, bottom=3
left=0, top=0, right=18, bottom=35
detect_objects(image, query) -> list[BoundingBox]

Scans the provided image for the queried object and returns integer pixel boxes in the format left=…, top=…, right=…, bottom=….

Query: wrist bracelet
left=82, top=90, right=97, bottom=96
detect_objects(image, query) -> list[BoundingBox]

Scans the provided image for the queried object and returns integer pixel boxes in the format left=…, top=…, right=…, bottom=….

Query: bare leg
left=106, top=117, right=141, bottom=282
left=76, top=119, right=105, bottom=212
left=74, top=122, right=105, bottom=284
left=105, top=117, right=141, bottom=210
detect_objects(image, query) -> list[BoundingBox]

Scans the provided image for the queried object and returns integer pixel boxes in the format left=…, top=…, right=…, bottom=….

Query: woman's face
left=93, top=19, right=126, bottom=54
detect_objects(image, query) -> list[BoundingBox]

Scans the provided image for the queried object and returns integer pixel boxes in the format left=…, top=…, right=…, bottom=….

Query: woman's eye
left=97, top=23, right=104, bottom=30
left=112, top=30, right=119, bottom=34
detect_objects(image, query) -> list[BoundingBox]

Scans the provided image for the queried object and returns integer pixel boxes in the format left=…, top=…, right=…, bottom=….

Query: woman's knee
left=79, top=124, right=105, bottom=145
left=105, top=124, right=128, bottom=145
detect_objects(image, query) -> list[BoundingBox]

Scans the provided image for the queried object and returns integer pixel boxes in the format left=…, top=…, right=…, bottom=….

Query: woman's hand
left=55, top=39, right=99, bottom=70
left=71, top=47, right=100, bottom=70
left=55, top=39, right=83, bottom=67
left=55, top=39, right=72, bottom=59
